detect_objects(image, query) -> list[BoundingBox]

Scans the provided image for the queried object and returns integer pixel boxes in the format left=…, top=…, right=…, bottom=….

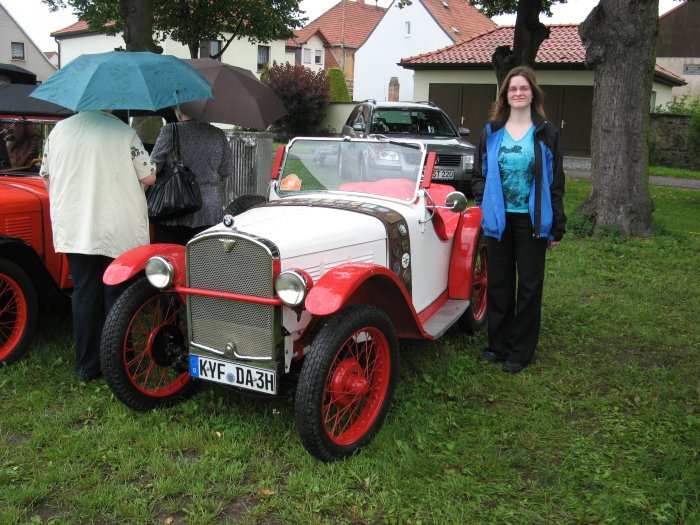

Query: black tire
left=458, top=233, right=488, bottom=334
left=295, top=305, right=399, bottom=461
left=223, top=194, right=266, bottom=216
left=100, top=277, right=198, bottom=411
left=0, top=259, right=38, bottom=364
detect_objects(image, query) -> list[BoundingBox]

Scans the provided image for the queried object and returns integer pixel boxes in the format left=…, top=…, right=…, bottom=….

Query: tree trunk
left=578, top=0, right=657, bottom=237
left=121, top=0, right=162, bottom=53
left=492, top=0, right=550, bottom=87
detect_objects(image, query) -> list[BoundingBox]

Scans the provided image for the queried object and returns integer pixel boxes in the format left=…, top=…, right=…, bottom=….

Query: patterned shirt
left=498, top=125, right=535, bottom=213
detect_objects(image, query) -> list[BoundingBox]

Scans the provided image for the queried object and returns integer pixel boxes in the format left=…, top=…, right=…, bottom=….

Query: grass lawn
left=1, top=179, right=699, bottom=525
left=648, top=166, right=700, bottom=180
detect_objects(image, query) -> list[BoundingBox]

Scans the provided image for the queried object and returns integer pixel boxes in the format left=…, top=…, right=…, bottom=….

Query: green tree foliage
left=262, top=62, right=330, bottom=138
left=327, top=68, right=350, bottom=103
left=42, top=0, right=306, bottom=57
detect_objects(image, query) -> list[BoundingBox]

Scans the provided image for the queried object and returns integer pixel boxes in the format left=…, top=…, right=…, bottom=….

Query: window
left=303, top=48, right=311, bottom=64
left=257, top=45, right=270, bottom=71
left=405, top=21, right=411, bottom=37
left=199, top=40, right=222, bottom=59
left=314, top=50, right=322, bottom=65
left=11, top=42, right=25, bottom=60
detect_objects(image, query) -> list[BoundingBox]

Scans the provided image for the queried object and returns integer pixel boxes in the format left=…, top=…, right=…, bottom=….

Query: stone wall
left=648, top=113, right=700, bottom=170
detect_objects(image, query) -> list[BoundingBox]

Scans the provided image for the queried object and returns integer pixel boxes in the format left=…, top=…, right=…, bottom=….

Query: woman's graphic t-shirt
left=498, top=125, right=535, bottom=213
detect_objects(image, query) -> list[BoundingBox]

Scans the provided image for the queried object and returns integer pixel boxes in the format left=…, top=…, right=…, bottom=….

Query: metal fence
left=221, top=131, right=274, bottom=207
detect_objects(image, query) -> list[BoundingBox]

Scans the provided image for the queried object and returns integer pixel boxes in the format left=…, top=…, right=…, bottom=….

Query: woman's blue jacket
left=471, top=112, right=567, bottom=242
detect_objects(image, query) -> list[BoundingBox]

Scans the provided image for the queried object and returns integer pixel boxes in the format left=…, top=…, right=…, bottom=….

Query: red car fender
left=448, top=207, right=483, bottom=300
left=305, top=262, right=424, bottom=339
left=103, top=244, right=186, bottom=286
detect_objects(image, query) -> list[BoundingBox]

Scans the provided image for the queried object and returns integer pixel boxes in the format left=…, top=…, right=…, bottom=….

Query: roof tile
left=295, top=0, right=386, bottom=49
left=420, top=0, right=497, bottom=42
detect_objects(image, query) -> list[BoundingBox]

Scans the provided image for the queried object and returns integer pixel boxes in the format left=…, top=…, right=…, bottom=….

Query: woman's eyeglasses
left=508, top=86, right=531, bottom=94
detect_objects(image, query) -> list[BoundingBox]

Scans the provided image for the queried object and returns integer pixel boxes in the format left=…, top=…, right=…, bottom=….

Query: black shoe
left=478, top=349, right=505, bottom=364
left=503, top=361, right=525, bottom=374
left=76, top=371, right=102, bottom=382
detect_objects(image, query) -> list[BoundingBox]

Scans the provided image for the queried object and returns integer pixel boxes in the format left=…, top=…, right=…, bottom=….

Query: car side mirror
left=352, top=122, right=365, bottom=133
left=458, top=127, right=470, bottom=137
left=445, top=191, right=468, bottom=213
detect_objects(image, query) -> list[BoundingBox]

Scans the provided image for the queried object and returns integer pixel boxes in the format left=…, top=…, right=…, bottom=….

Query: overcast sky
left=1, top=0, right=681, bottom=53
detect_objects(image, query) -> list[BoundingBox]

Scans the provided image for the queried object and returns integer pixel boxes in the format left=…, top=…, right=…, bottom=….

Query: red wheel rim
left=123, top=292, right=191, bottom=397
left=470, top=243, right=488, bottom=321
left=322, top=326, right=391, bottom=446
left=0, top=273, right=27, bottom=361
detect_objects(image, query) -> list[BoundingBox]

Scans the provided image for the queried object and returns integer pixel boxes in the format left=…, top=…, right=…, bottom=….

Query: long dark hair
left=489, top=66, right=546, bottom=123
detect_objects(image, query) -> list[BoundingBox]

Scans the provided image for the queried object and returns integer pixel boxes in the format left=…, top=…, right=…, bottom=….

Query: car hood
left=0, top=176, right=47, bottom=214
left=214, top=202, right=388, bottom=259
left=378, top=135, right=474, bottom=152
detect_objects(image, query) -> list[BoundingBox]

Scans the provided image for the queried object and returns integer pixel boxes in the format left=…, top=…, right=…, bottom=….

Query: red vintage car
left=0, top=86, right=73, bottom=364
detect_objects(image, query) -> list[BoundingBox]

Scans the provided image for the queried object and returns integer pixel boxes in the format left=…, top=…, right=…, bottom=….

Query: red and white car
left=100, top=137, right=488, bottom=461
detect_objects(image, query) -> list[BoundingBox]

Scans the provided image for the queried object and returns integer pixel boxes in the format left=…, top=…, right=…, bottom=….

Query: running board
left=422, top=299, right=469, bottom=339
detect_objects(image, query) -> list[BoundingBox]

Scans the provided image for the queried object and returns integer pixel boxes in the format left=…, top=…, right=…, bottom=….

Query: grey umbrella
left=181, top=59, right=287, bottom=129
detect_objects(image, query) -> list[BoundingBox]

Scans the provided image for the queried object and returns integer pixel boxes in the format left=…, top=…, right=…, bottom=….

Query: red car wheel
left=100, top=277, right=198, bottom=411
left=459, top=233, right=488, bottom=334
left=0, top=259, right=38, bottom=364
left=295, top=305, right=398, bottom=461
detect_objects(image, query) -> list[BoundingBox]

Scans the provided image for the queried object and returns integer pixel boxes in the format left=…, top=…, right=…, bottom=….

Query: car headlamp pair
left=146, top=257, right=311, bottom=307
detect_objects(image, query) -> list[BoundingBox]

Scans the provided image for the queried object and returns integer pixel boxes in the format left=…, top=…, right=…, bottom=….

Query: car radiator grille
left=186, top=233, right=276, bottom=360
left=435, top=154, right=461, bottom=167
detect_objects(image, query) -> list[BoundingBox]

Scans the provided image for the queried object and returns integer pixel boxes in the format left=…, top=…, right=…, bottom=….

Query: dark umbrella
left=180, top=58, right=287, bottom=129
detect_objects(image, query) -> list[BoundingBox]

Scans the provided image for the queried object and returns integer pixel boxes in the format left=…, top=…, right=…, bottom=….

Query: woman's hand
left=547, top=240, right=560, bottom=250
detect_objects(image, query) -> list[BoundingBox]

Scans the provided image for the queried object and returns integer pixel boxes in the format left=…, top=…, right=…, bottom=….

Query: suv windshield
left=370, top=108, right=457, bottom=137
left=278, top=138, right=426, bottom=202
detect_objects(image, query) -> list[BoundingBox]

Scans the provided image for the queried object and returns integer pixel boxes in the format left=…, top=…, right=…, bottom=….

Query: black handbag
left=146, top=123, right=202, bottom=220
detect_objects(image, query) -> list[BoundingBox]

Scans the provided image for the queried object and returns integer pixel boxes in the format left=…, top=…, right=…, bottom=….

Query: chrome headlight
left=275, top=270, right=310, bottom=306
left=145, top=256, right=174, bottom=289
left=464, top=153, right=474, bottom=169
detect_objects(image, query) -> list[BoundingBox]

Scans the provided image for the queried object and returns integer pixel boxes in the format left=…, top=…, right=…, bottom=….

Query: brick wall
left=648, top=113, right=700, bottom=170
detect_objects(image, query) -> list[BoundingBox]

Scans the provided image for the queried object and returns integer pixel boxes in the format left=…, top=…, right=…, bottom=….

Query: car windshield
left=1, top=117, right=58, bottom=174
left=370, top=108, right=456, bottom=137
left=278, top=138, right=426, bottom=202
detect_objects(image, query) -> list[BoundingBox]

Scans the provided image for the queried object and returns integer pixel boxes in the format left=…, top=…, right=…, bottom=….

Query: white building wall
left=0, top=5, right=57, bottom=82
left=59, top=33, right=289, bottom=79
left=657, top=57, right=699, bottom=98
left=354, top=0, right=453, bottom=102
left=58, top=33, right=126, bottom=67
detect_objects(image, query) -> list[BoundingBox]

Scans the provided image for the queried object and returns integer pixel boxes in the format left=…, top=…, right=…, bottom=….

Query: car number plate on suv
left=433, top=170, right=454, bottom=180
left=189, top=354, right=276, bottom=394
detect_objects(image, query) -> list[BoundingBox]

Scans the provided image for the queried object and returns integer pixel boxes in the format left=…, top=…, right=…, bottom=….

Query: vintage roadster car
left=100, top=137, right=488, bottom=461
left=1, top=96, right=73, bottom=364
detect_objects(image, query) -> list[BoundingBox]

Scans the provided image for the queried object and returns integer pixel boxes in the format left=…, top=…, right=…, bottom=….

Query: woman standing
left=150, top=111, right=233, bottom=244
left=471, top=66, right=566, bottom=374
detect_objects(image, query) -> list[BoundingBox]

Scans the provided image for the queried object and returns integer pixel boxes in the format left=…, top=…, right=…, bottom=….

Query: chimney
left=388, top=77, right=400, bottom=102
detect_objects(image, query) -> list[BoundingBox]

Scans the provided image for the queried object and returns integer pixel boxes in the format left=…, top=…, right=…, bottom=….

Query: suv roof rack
left=362, top=99, right=377, bottom=104
left=415, top=101, right=436, bottom=107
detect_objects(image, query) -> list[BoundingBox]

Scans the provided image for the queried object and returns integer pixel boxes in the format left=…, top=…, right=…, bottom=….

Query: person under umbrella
left=149, top=109, right=233, bottom=245
left=33, top=51, right=212, bottom=382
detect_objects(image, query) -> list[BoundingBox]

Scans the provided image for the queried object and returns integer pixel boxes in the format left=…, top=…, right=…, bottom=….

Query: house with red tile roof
left=353, top=0, right=496, bottom=102
left=288, top=0, right=387, bottom=96
left=399, top=24, right=685, bottom=156
left=656, top=0, right=700, bottom=97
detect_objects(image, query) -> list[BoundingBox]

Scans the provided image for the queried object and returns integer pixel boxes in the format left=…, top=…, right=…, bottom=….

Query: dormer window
left=442, top=1, right=449, bottom=7
left=452, top=27, right=460, bottom=34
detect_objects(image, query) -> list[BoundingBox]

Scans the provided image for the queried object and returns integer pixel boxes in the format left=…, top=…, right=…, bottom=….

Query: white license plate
left=433, top=169, right=454, bottom=180
left=189, top=354, right=276, bottom=395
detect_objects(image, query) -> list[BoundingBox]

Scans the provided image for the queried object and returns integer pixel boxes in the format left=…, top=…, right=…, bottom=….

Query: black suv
left=342, top=100, right=475, bottom=193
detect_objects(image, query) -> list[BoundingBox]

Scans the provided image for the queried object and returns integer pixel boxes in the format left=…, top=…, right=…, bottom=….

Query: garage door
left=429, top=84, right=496, bottom=143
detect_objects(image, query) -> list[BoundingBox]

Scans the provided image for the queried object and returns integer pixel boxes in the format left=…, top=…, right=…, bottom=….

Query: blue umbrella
left=30, top=51, right=212, bottom=111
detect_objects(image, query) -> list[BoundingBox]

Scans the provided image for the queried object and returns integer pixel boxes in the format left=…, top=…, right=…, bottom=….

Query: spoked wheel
left=459, top=233, right=488, bottom=334
left=295, top=305, right=398, bottom=461
left=100, top=277, right=198, bottom=411
left=0, top=259, right=38, bottom=364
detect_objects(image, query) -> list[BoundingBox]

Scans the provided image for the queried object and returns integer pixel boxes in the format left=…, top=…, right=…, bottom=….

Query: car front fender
left=103, top=244, right=186, bottom=287
left=305, top=262, right=423, bottom=339
left=449, top=206, right=483, bottom=299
